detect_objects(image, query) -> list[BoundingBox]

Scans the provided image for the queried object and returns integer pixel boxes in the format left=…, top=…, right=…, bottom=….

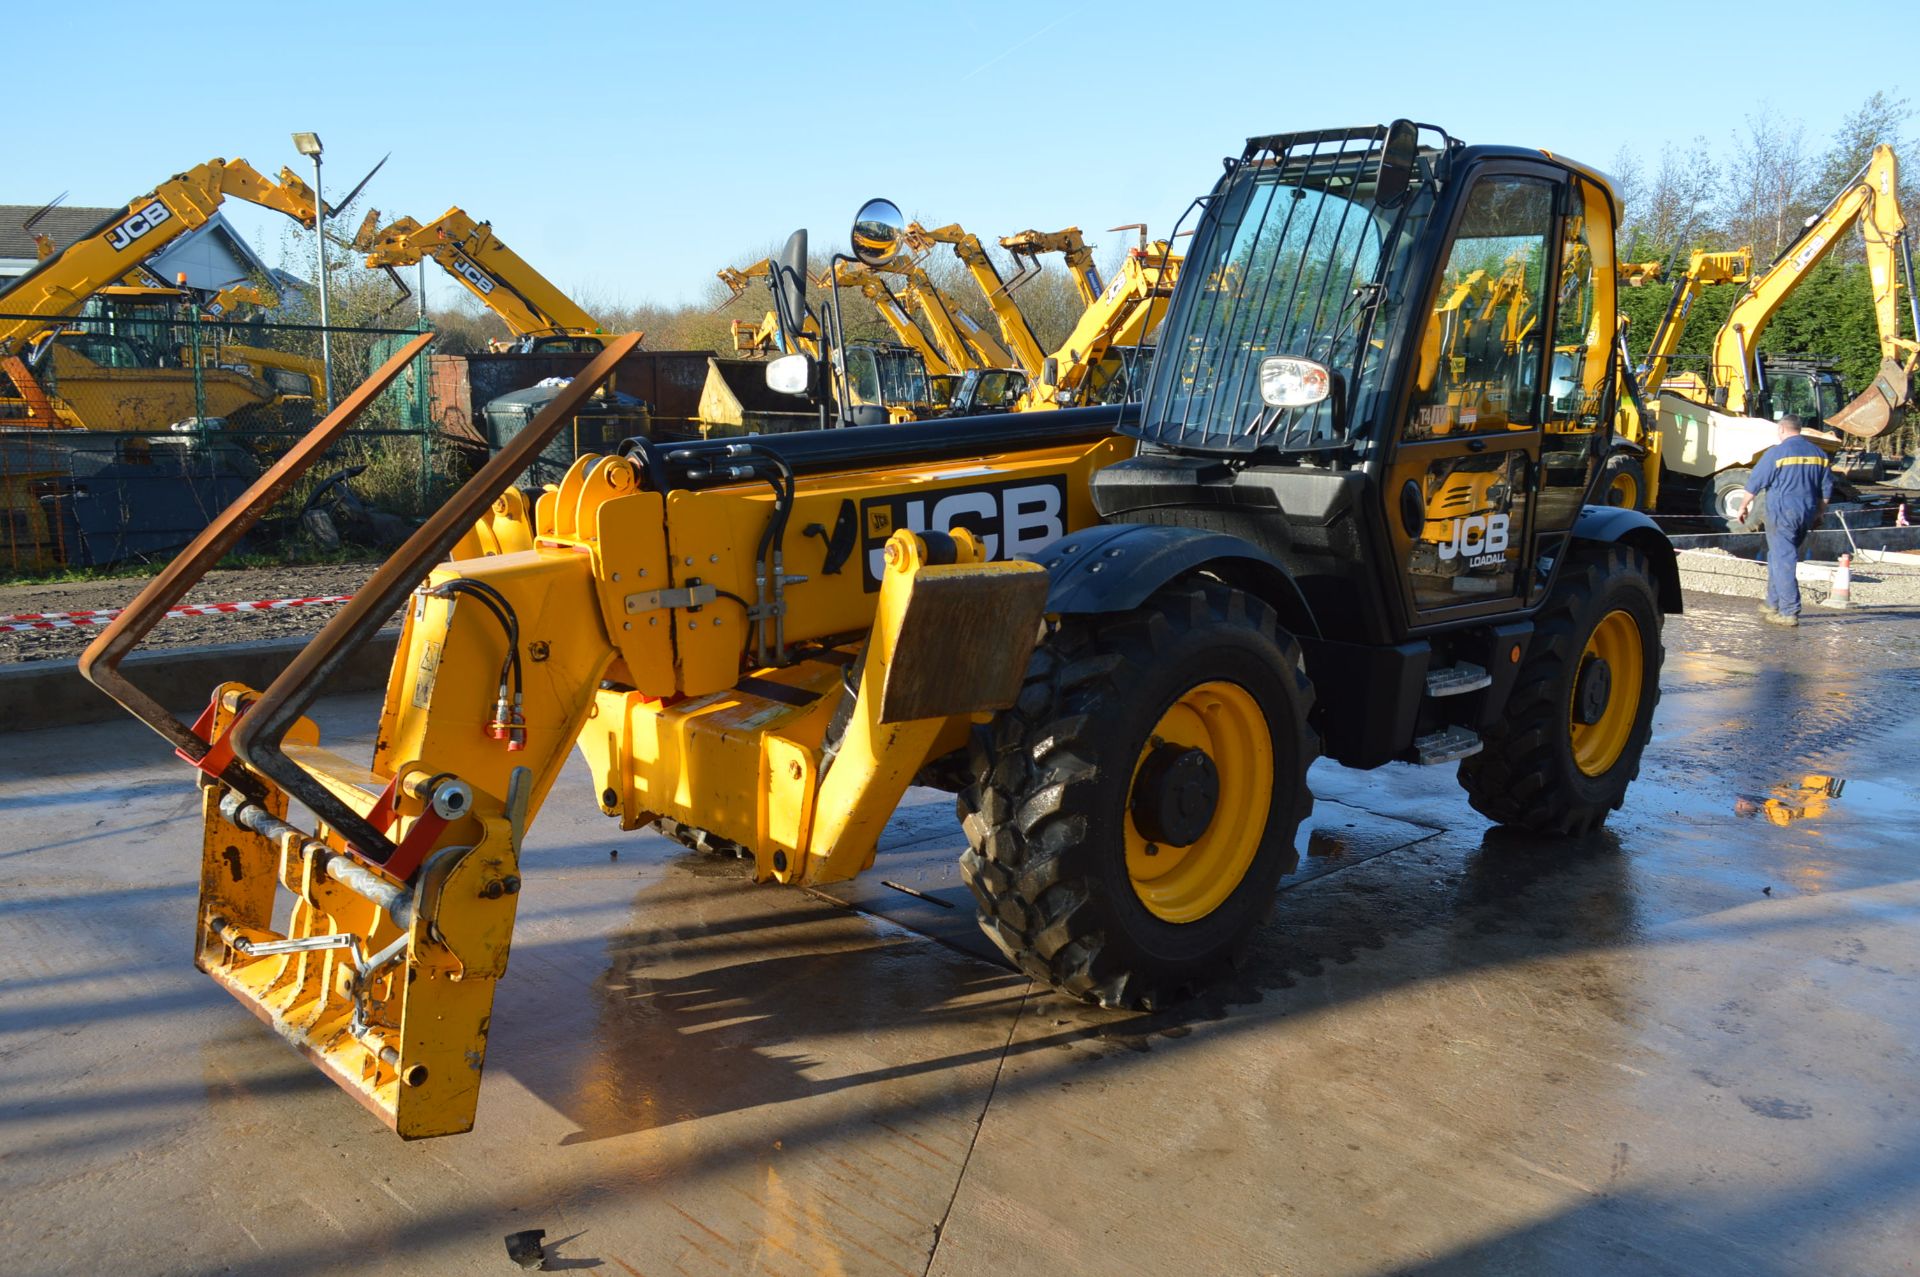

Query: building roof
left=0, top=204, right=120, bottom=262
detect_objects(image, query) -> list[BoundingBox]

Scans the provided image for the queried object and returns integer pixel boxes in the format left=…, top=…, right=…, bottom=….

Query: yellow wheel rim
left=1608, top=469, right=1639, bottom=510
left=1123, top=680, right=1273, bottom=924
left=1569, top=609, right=1644, bottom=777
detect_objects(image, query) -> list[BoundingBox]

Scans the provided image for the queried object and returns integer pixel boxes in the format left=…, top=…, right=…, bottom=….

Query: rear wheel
left=956, top=580, right=1315, bottom=1010
left=1601, top=452, right=1647, bottom=511
left=1458, top=545, right=1663, bottom=835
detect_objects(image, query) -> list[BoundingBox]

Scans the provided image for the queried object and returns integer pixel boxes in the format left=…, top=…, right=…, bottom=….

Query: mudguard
left=1572, top=503, right=1682, bottom=613
left=1025, top=522, right=1318, bottom=634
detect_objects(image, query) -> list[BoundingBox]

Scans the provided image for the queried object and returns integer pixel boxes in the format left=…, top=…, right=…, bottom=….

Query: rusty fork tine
left=229, top=332, right=644, bottom=863
left=76, top=332, right=437, bottom=759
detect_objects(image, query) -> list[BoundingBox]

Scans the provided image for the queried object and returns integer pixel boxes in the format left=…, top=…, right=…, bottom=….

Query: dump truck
left=84, top=120, right=1678, bottom=1138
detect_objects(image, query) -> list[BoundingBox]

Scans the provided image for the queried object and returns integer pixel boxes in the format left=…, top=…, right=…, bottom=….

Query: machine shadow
left=493, top=823, right=1650, bottom=1146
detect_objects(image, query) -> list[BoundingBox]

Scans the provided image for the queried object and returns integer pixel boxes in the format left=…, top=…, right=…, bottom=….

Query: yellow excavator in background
left=1710, top=144, right=1916, bottom=432
left=0, top=158, right=325, bottom=431
left=76, top=280, right=328, bottom=410
left=355, top=208, right=618, bottom=355
left=1636, top=249, right=1753, bottom=395
left=719, top=258, right=821, bottom=359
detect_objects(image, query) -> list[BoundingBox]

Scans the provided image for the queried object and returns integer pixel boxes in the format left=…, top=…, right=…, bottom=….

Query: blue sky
left=16, top=0, right=1910, bottom=312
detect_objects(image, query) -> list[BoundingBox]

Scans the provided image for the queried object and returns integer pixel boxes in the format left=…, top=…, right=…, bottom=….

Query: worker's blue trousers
left=1765, top=520, right=1813, bottom=617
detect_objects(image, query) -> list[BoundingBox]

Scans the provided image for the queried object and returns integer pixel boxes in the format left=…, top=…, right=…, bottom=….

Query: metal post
left=1900, top=234, right=1918, bottom=343
left=416, top=260, right=431, bottom=502
left=312, top=152, right=334, bottom=411
left=827, top=253, right=852, bottom=428
left=188, top=300, right=205, bottom=424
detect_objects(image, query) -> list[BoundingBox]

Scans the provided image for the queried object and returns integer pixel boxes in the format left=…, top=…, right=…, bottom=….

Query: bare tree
left=1722, top=103, right=1813, bottom=261
left=1817, top=89, right=1914, bottom=193
left=1609, top=145, right=1644, bottom=235
left=1623, top=136, right=1719, bottom=258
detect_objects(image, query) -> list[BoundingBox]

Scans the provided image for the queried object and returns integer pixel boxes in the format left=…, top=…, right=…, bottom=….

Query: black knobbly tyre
left=956, top=580, right=1316, bottom=1010
left=1458, top=544, right=1663, bottom=835
left=1601, top=452, right=1648, bottom=511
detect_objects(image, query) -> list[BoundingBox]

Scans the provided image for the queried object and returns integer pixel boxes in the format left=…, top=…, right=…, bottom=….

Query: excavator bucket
left=1829, top=357, right=1911, bottom=440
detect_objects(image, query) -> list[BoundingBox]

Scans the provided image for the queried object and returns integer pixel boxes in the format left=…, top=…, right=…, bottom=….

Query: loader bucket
left=1829, top=357, right=1910, bottom=440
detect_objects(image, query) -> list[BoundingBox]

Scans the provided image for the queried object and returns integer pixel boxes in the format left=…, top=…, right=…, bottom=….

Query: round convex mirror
left=850, top=198, right=905, bottom=266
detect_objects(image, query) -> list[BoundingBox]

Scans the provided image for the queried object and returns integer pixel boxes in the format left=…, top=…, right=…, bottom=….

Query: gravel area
left=0, top=561, right=381, bottom=664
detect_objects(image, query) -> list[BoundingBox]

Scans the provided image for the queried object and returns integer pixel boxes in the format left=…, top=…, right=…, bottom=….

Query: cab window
left=1406, top=176, right=1555, bottom=440
left=844, top=347, right=882, bottom=406
left=1535, top=177, right=1615, bottom=536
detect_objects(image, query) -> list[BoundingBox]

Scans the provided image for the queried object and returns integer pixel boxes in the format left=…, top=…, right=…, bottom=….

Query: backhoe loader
left=86, top=120, right=1677, bottom=1139
left=0, top=158, right=324, bottom=432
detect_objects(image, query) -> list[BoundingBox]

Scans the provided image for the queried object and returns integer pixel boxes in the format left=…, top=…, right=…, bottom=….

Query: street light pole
left=292, top=132, right=332, bottom=408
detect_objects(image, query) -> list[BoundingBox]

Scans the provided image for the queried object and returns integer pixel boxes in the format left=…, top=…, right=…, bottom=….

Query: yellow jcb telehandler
left=84, top=121, right=1679, bottom=1139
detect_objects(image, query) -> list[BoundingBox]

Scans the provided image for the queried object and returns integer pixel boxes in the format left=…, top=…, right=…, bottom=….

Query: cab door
left=1381, top=166, right=1570, bottom=628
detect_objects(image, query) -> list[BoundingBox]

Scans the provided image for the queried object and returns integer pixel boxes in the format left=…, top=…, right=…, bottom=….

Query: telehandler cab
left=83, top=121, right=1678, bottom=1138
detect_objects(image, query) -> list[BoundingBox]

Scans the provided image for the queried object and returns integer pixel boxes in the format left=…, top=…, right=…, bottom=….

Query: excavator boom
left=905, top=221, right=1048, bottom=376
left=1018, top=242, right=1181, bottom=410
left=1713, top=144, right=1915, bottom=433
left=823, top=262, right=953, bottom=375
left=0, top=159, right=318, bottom=356
left=355, top=207, right=604, bottom=344
left=1000, top=227, right=1104, bottom=308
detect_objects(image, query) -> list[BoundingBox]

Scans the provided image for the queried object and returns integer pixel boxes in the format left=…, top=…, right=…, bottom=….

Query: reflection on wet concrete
left=1736, top=774, right=1845, bottom=826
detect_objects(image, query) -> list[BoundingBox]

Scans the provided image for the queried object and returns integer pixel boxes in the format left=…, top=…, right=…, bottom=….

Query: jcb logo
left=450, top=251, right=495, bottom=296
left=860, top=475, right=1068, bottom=590
left=105, top=201, right=172, bottom=252
left=1436, top=513, right=1510, bottom=567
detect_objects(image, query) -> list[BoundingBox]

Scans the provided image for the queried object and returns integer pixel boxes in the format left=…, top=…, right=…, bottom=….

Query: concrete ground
left=4, top=594, right=1919, bottom=1276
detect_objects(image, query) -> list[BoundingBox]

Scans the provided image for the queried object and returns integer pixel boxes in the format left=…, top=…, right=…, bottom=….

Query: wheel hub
left=1573, top=654, right=1612, bottom=725
left=1129, top=744, right=1220, bottom=847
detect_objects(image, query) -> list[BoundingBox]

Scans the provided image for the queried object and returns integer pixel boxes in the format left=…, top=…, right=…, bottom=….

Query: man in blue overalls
left=1738, top=414, right=1833, bottom=628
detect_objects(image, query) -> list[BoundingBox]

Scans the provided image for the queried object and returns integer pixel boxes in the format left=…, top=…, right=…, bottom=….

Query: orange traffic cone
left=1822, top=553, right=1852, bottom=608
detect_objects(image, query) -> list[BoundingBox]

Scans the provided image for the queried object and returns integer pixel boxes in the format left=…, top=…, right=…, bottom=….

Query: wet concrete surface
left=3, top=593, right=1918, bottom=1275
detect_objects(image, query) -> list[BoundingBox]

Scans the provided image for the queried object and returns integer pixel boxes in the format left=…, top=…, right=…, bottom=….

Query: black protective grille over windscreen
left=1134, top=125, right=1438, bottom=456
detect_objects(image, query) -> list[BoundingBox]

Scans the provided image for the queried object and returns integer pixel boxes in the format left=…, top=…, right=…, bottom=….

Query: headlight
left=1258, top=356, right=1331, bottom=409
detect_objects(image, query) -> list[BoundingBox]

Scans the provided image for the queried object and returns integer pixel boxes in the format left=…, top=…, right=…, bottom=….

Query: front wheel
left=1458, top=545, right=1664, bottom=836
left=1601, top=452, right=1648, bottom=511
left=956, top=580, right=1316, bottom=1010
left=1704, top=467, right=1764, bottom=532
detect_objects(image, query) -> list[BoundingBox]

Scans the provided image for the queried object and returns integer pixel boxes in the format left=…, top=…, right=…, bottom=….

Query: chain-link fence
left=0, top=309, right=446, bottom=575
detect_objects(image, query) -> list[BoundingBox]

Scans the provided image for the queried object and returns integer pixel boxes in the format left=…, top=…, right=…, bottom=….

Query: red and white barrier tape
left=0, top=594, right=352, bottom=634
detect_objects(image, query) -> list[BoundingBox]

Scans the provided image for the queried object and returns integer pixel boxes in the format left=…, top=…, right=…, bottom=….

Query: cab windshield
left=1137, top=127, right=1438, bottom=454
left=1766, top=368, right=1846, bottom=423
